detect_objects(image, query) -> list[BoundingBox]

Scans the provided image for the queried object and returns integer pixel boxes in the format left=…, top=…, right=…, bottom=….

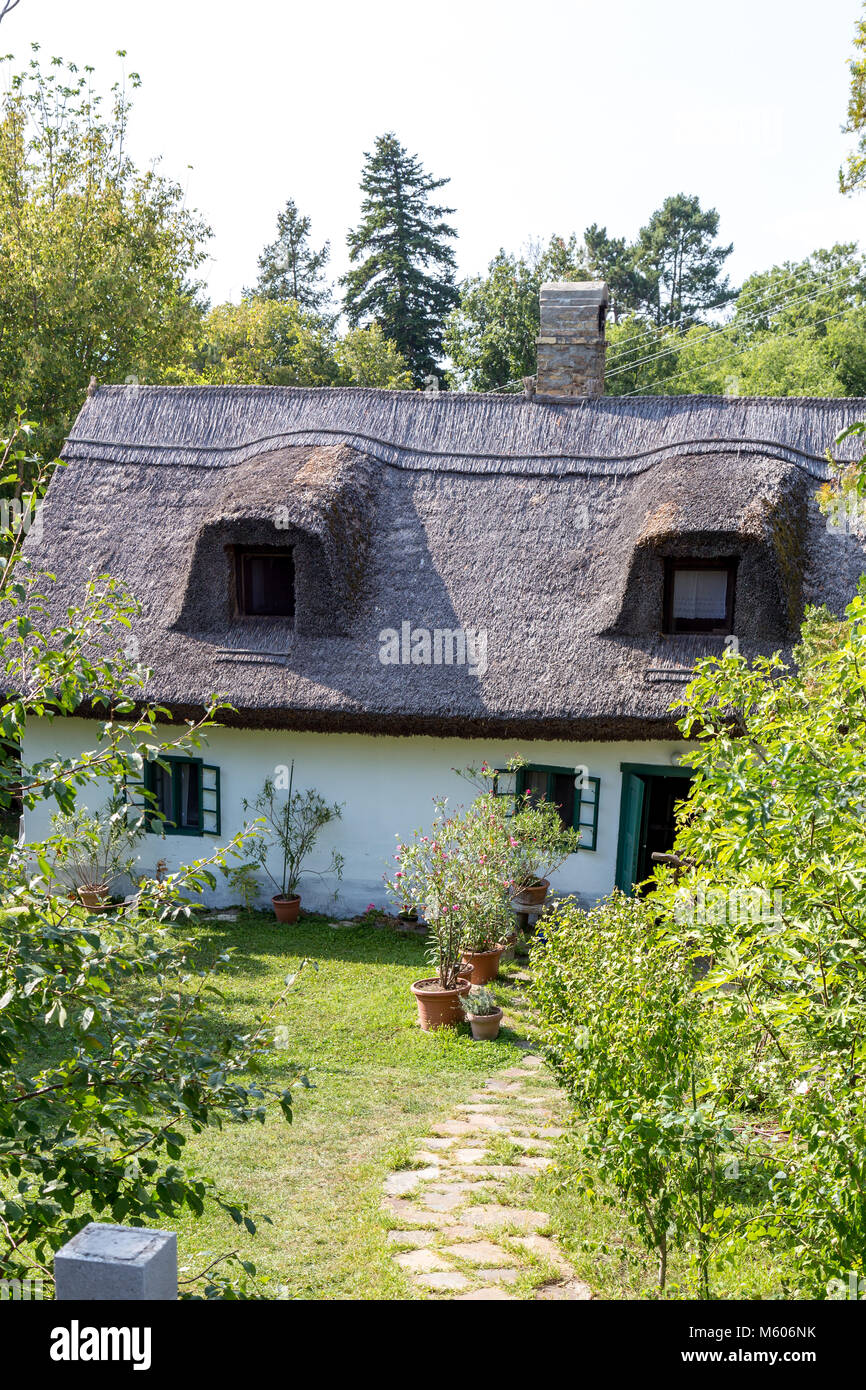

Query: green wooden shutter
left=202, top=764, right=221, bottom=836
left=615, top=772, right=646, bottom=893
left=576, top=775, right=600, bottom=851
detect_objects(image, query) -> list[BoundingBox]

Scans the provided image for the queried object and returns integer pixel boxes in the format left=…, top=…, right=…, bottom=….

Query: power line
left=605, top=263, right=863, bottom=377
left=620, top=304, right=858, bottom=397
left=604, top=259, right=864, bottom=365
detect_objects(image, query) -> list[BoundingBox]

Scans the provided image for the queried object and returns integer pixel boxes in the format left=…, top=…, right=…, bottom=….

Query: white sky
left=4, top=0, right=865, bottom=304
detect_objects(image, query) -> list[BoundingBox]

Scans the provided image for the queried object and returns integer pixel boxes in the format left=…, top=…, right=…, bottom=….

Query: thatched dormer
left=23, top=384, right=866, bottom=738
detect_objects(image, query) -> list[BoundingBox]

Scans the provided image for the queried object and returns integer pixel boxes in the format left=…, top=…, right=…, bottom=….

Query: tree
left=0, top=1, right=21, bottom=24
left=583, top=223, right=646, bottom=322
left=0, top=51, right=209, bottom=459
left=633, top=194, right=736, bottom=326
left=0, top=427, right=301, bottom=1296
left=175, top=298, right=413, bottom=389
left=444, top=236, right=586, bottom=392
left=841, top=4, right=866, bottom=193
left=333, top=323, right=413, bottom=388
left=342, top=133, right=458, bottom=383
left=251, top=198, right=331, bottom=311
left=179, top=298, right=338, bottom=386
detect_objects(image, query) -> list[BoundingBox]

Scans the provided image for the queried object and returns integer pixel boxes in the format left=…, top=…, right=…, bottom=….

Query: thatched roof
left=25, top=385, right=866, bottom=739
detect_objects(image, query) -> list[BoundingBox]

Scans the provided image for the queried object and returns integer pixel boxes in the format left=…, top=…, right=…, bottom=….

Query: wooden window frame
left=234, top=546, right=295, bottom=620
left=493, top=763, right=600, bottom=852
left=662, top=557, right=737, bottom=636
left=139, top=756, right=221, bottom=838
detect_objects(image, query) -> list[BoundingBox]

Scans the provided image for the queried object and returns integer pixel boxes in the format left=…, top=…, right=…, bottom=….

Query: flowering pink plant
left=386, top=788, right=518, bottom=988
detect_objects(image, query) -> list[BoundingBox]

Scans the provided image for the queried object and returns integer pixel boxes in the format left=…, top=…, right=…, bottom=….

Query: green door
left=615, top=772, right=646, bottom=893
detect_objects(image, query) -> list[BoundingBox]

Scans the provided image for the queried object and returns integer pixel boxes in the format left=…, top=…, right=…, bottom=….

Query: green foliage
left=841, top=5, right=866, bottom=193
left=0, top=441, right=301, bottom=1289
left=242, top=763, right=344, bottom=901
left=178, top=297, right=339, bottom=387
left=650, top=594, right=866, bottom=1291
left=177, top=296, right=412, bottom=390
left=444, top=237, right=585, bottom=392
left=532, top=893, right=730, bottom=1294
left=463, top=986, right=499, bottom=1017
left=0, top=50, right=209, bottom=458
left=342, top=132, right=458, bottom=383
left=510, top=784, right=581, bottom=886
left=632, top=193, right=736, bottom=327
left=333, top=323, right=413, bottom=388
left=250, top=197, right=331, bottom=310
left=387, top=783, right=516, bottom=984
left=49, top=792, right=145, bottom=896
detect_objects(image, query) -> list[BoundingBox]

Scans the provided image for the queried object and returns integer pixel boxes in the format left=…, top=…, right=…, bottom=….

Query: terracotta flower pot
left=78, top=886, right=109, bottom=910
left=467, top=1007, right=503, bottom=1041
left=272, top=894, right=301, bottom=924
left=461, top=944, right=506, bottom=984
left=512, top=878, right=550, bottom=908
left=411, top=974, right=471, bottom=1031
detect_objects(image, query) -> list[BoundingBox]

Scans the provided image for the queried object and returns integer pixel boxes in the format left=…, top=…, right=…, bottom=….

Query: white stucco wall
left=22, top=718, right=692, bottom=913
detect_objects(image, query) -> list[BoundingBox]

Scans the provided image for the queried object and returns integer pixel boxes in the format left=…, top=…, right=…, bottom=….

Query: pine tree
left=633, top=194, right=736, bottom=327
left=252, top=199, right=331, bottom=310
left=342, top=133, right=458, bottom=383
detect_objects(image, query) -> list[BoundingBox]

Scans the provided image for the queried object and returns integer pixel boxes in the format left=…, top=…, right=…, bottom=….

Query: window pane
left=672, top=568, right=728, bottom=620
left=178, top=762, right=200, bottom=829
left=240, top=551, right=294, bottom=617
left=550, top=772, right=575, bottom=831
left=152, top=764, right=173, bottom=820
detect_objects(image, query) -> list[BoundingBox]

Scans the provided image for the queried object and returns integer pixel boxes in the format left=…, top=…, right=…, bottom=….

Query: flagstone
left=535, top=1278, right=592, bottom=1300
left=440, top=1240, right=518, bottom=1266
left=415, top=1270, right=472, bottom=1292
left=475, top=1267, right=522, bottom=1285
left=383, top=1166, right=439, bottom=1195
left=386, top=1229, right=436, bottom=1248
left=394, top=1248, right=452, bottom=1273
left=462, top=1205, right=550, bottom=1233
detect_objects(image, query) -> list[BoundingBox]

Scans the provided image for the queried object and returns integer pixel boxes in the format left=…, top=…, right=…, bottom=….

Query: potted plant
left=51, top=793, right=145, bottom=911
left=463, top=986, right=503, bottom=1041
left=244, top=764, right=344, bottom=923
left=387, top=798, right=488, bottom=1030
left=389, top=781, right=522, bottom=1026
left=509, top=788, right=581, bottom=909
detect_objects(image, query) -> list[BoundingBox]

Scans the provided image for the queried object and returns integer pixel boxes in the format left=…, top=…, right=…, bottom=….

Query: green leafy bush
left=532, top=892, right=732, bottom=1294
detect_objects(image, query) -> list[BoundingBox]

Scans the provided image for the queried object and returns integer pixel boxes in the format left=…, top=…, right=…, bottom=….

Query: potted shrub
left=51, top=793, right=145, bottom=911
left=509, top=788, right=582, bottom=909
left=463, top=986, right=503, bottom=1041
left=389, top=782, right=520, bottom=1026
left=244, top=764, right=344, bottom=923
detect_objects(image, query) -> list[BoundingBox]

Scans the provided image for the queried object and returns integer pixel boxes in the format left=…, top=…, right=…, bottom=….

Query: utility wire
left=606, top=264, right=863, bottom=377
left=620, top=304, right=858, bottom=397
left=605, top=260, right=863, bottom=364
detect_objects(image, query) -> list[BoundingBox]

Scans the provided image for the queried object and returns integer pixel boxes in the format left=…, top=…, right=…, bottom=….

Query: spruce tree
left=252, top=198, right=331, bottom=310
left=342, top=133, right=458, bottom=383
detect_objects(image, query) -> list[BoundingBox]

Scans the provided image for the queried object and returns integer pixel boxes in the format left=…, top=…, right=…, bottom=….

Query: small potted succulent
left=463, top=986, right=503, bottom=1041
left=244, top=763, right=344, bottom=923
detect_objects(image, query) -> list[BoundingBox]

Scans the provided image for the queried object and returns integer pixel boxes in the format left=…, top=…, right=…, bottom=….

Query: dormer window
left=663, top=558, right=736, bottom=635
left=235, top=547, right=295, bottom=618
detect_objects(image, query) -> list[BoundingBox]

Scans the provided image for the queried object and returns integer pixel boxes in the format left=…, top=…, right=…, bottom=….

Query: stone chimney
left=535, top=281, right=609, bottom=398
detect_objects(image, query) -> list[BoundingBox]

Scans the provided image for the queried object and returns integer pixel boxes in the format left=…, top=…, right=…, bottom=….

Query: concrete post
left=54, top=1222, right=177, bottom=1301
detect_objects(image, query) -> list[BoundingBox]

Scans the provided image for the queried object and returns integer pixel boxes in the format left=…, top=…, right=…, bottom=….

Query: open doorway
left=615, top=764, right=692, bottom=893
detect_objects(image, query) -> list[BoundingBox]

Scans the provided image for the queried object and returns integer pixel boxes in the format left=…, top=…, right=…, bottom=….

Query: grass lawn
left=161, top=908, right=797, bottom=1301
left=171, top=909, right=529, bottom=1299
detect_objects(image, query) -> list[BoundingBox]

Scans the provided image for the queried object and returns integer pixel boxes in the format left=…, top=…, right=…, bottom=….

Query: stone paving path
left=381, top=1051, right=592, bottom=1301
